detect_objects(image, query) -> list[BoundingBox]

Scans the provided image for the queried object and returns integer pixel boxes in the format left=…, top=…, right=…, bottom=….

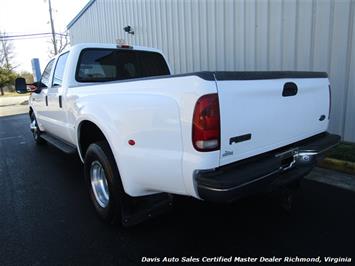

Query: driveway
left=0, top=114, right=354, bottom=265
left=0, top=95, right=29, bottom=117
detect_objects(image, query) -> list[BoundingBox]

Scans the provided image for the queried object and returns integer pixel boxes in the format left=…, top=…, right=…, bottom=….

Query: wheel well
left=78, top=121, right=107, bottom=158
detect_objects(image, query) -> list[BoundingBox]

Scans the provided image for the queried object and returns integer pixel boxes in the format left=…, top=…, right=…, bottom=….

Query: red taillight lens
left=328, top=85, right=332, bottom=119
left=192, top=93, right=220, bottom=152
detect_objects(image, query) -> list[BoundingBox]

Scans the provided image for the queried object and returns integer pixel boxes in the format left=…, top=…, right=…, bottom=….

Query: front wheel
left=84, top=141, right=123, bottom=224
left=30, top=112, right=45, bottom=144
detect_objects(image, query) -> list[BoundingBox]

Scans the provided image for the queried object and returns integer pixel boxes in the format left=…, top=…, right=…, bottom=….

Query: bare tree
left=48, top=33, right=70, bottom=57
left=19, top=71, right=34, bottom=84
left=0, top=32, right=16, bottom=70
left=0, top=32, right=16, bottom=95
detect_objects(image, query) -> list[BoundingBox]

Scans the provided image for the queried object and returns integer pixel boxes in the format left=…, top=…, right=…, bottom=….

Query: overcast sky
left=1, top=0, right=89, bottom=73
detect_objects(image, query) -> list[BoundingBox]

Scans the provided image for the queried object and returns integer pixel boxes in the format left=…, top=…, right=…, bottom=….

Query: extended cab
left=15, top=43, right=340, bottom=225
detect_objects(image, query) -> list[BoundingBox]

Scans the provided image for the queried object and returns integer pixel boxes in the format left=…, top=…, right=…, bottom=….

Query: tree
left=48, top=32, right=70, bottom=57
left=0, top=67, right=16, bottom=95
left=0, top=31, right=16, bottom=71
left=0, top=32, right=17, bottom=95
left=19, top=71, right=34, bottom=84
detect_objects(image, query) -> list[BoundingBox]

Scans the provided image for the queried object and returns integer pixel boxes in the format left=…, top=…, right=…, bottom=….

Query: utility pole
left=48, top=0, right=57, bottom=55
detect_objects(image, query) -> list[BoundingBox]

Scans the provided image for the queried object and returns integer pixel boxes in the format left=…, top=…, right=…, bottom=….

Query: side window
left=52, top=52, right=69, bottom=87
left=40, top=59, right=55, bottom=88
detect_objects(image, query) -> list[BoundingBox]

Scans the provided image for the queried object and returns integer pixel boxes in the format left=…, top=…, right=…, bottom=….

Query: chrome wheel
left=29, top=113, right=45, bottom=144
left=90, top=160, right=110, bottom=208
left=30, top=119, right=38, bottom=140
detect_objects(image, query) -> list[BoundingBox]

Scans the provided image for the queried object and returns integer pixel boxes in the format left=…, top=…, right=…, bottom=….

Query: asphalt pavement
left=0, top=114, right=354, bottom=265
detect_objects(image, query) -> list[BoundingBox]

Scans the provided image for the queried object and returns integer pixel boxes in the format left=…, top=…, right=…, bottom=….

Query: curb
left=308, top=167, right=355, bottom=192
left=318, top=157, right=355, bottom=175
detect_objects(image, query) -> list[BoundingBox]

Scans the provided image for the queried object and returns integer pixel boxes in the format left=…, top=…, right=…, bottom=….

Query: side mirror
left=15, top=78, right=28, bottom=94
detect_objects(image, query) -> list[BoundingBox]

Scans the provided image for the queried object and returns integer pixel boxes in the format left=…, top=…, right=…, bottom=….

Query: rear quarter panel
left=67, top=76, right=218, bottom=197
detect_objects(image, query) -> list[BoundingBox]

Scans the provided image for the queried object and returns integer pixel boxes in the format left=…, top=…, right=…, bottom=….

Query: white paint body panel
left=29, top=43, right=330, bottom=199
left=66, top=76, right=218, bottom=197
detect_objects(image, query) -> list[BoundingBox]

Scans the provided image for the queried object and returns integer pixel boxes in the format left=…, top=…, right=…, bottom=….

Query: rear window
left=76, top=48, right=170, bottom=82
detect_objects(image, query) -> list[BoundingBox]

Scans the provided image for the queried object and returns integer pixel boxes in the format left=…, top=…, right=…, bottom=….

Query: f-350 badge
left=222, top=150, right=234, bottom=157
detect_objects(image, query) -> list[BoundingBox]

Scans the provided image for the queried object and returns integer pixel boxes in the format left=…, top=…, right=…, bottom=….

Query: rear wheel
left=84, top=141, right=123, bottom=224
left=30, top=112, right=45, bottom=144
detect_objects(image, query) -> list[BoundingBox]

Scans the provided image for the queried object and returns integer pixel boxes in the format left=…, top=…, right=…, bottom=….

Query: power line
left=0, top=32, right=67, bottom=40
left=2, top=36, right=56, bottom=41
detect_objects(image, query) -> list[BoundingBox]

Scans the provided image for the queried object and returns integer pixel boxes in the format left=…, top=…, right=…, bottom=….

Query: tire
left=84, top=141, right=123, bottom=224
left=30, top=112, right=46, bottom=144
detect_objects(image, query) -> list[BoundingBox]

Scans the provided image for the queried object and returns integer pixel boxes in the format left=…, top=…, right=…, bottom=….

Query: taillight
left=192, top=93, right=220, bottom=152
left=328, top=85, right=332, bottom=119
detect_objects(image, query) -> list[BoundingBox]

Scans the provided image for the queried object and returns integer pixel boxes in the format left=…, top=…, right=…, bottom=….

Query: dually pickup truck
left=16, top=43, right=340, bottom=226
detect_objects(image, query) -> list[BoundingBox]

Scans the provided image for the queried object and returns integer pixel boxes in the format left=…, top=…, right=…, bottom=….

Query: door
left=32, top=59, right=54, bottom=131
left=45, top=52, right=71, bottom=142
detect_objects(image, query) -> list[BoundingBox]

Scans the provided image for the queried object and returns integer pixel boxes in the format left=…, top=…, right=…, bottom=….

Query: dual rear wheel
left=84, top=141, right=123, bottom=224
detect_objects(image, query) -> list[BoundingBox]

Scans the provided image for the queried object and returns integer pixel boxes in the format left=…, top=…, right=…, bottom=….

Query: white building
left=68, top=0, right=355, bottom=142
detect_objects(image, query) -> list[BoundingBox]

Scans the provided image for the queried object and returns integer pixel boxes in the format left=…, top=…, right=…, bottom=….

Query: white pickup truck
left=16, top=43, right=339, bottom=226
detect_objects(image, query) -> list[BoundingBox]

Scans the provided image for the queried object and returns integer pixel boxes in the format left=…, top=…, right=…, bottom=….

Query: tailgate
left=216, top=72, right=330, bottom=166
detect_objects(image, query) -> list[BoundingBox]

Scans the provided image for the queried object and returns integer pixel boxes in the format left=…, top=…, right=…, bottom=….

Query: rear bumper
left=195, top=132, right=340, bottom=202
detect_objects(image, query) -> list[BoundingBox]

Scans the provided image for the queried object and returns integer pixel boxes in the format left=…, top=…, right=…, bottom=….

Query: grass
left=326, top=142, right=355, bottom=163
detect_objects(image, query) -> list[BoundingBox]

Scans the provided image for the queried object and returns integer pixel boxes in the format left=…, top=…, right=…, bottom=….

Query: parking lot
left=0, top=114, right=354, bottom=265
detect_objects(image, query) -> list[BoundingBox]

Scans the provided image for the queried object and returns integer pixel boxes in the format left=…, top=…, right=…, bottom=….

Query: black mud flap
left=120, top=193, right=173, bottom=227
